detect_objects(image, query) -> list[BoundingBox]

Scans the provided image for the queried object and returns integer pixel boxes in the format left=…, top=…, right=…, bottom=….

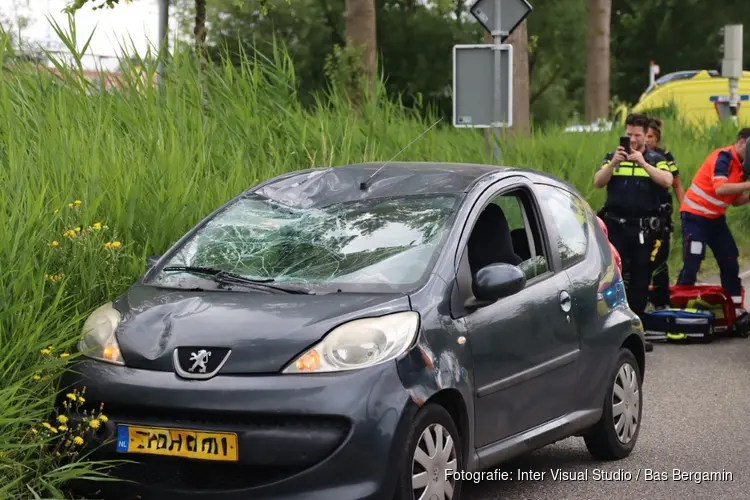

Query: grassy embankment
left=1, top=23, right=749, bottom=499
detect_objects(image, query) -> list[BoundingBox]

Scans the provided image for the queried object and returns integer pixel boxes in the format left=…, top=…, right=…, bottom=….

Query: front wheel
left=584, top=348, right=643, bottom=460
left=394, top=403, right=464, bottom=500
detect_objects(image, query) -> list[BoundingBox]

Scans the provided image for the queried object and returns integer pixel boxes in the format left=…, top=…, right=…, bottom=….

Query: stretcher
left=669, top=284, right=750, bottom=338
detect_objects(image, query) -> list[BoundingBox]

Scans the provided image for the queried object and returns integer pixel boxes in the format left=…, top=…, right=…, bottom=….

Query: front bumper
left=58, top=359, right=417, bottom=500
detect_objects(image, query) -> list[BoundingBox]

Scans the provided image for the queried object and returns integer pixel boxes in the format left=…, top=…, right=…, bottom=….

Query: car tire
left=583, top=348, right=643, bottom=460
left=393, top=403, right=463, bottom=500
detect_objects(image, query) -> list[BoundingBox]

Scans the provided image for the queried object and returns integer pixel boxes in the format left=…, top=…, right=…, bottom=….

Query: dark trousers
left=605, top=219, right=656, bottom=316
left=648, top=231, right=672, bottom=308
left=676, top=211, right=743, bottom=299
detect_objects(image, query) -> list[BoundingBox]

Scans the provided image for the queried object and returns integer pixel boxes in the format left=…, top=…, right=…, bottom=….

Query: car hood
left=113, top=284, right=412, bottom=374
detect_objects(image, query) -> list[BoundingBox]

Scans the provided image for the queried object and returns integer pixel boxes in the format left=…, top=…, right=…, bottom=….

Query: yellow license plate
left=116, top=424, right=238, bottom=462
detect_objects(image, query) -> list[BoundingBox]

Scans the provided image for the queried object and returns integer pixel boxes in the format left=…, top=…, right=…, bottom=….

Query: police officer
left=676, top=128, right=750, bottom=312
left=594, top=113, right=673, bottom=349
left=645, top=117, right=684, bottom=309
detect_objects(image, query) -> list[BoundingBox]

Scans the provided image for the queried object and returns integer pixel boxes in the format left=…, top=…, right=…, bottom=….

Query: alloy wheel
left=612, top=362, right=639, bottom=444
left=411, top=423, right=457, bottom=500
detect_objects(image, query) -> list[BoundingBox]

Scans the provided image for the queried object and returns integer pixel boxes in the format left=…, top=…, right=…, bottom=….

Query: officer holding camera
left=594, top=114, right=673, bottom=349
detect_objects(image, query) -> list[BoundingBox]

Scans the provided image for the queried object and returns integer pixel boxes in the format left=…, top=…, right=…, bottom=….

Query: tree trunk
left=584, top=0, right=611, bottom=121
left=194, top=0, right=207, bottom=59
left=344, top=0, right=377, bottom=92
left=506, top=20, right=530, bottom=138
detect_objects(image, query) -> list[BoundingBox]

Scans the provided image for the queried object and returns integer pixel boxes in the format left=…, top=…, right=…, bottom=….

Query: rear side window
left=536, top=185, right=589, bottom=269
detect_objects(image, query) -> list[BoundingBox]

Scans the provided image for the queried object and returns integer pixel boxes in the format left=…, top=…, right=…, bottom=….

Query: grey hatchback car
left=59, top=162, right=646, bottom=500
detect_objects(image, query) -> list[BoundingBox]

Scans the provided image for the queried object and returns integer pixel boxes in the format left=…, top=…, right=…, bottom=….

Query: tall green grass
left=0, top=18, right=748, bottom=498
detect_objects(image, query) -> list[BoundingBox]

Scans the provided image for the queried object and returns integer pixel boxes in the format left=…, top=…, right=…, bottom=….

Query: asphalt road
left=463, top=272, right=750, bottom=500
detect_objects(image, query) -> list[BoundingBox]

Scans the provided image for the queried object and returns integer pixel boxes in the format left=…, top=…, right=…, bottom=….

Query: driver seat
left=467, top=203, right=523, bottom=276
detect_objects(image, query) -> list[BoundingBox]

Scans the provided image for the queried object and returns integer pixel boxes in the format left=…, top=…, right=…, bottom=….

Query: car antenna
left=359, top=116, right=443, bottom=191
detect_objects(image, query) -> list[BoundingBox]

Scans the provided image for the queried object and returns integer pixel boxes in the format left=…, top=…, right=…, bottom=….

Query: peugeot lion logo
left=173, top=346, right=231, bottom=380
left=188, top=349, right=211, bottom=373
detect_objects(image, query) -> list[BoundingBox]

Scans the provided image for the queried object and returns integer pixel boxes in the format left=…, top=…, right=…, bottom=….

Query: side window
left=465, top=188, right=550, bottom=284
left=536, top=184, right=589, bottom=268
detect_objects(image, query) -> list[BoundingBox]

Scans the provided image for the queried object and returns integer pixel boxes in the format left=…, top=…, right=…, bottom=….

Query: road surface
left=464, top=272, right=750, bottom=500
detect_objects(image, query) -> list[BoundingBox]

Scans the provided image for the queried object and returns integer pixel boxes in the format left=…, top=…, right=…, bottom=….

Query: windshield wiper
left=161, top=266, right=315, bottom=295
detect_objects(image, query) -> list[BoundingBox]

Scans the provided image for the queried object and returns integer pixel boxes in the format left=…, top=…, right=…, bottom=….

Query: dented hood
left=113, top=284, right=411, bottom=374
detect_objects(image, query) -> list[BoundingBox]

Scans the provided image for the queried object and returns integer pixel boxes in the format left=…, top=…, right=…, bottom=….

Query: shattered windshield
left=148, top=193, right=458, bottom=291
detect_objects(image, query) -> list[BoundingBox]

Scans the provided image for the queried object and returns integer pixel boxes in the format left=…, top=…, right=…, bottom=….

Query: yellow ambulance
left=614, top=70, right=750, bottom=129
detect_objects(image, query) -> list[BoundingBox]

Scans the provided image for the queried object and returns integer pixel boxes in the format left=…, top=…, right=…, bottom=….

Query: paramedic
left=594, top=113, right=673, bottom=324
left=645, top=117, right=684, bottom=309
left=676, top=128, right=750, bottom=310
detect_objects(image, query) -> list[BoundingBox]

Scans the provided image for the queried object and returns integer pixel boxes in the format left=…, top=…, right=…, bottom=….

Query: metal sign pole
left=722, top=24, right=743, bottom=125
left=492, top=0, right=504, bottom=164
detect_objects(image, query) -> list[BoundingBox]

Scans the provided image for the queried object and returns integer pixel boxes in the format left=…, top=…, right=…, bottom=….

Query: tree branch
left=530, top=65, right=564, bottom=105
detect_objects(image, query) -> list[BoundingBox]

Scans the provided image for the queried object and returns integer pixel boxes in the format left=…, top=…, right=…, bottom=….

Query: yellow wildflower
left=74, top=200, right=81, bottom=206
left=67, top=203, right=73, bottom=209
left=57, top=415, right=68, bottom=424
left=49, top=427, right=58, bottom=434
left=73, top=436, right=84, bottom=445
left=99, top=414, right=108, bottom=423
left=31, top=428, right=37, bottom=434
left=42, top=422, right=52, bottom=430
left=75, top=226, right=81, bottom=233
left=65, top=393, right=76, bottom=401
left=63, top=229, right=76, bottom=238
left=88, top=419, right=100, bottom=430
left=78, top=396, right=86, bottom=404
left=33, top=374, right=41, bottom=381
left=111, top=241, right=121, bottom=249
left=40, top=348, right=51, bottom=356
left=58, top=424, right=68, bottom=432
left=104, top=242, right=111, bottom=249
left=60, top=352, right=69, bottom=358
left=93, top=222, right=102, bottom=230
left=47, top=240, right=59, bottom=248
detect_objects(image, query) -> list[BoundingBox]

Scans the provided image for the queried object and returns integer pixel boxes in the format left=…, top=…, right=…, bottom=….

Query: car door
left=454, top=179, right=580, bottom=448
left=534, top=183, right=604, bottom=401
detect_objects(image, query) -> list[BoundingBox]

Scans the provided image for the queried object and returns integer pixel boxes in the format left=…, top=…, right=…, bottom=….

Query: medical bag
left=641, top=308, right=715, bottom=343
left=669, top=284, right=748, bottom=338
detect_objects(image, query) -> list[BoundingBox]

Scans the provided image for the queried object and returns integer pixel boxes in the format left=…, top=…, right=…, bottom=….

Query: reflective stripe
left=690, top=183, right=728, bottom=207
left=612, top=166, right=651, bottom=177
left=683, top=197, right=719, bottom=215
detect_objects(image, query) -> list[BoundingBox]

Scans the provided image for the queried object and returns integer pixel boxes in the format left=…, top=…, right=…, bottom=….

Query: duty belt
left=599, top=211, right=667, bottom=244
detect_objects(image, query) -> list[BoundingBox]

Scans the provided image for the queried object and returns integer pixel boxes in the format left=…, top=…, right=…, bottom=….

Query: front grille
left=68, top=402, right=353, bottom=492
left=108, top=455, right=304, bottom=490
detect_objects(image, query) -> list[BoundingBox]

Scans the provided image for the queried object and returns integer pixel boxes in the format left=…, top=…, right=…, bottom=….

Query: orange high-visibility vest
left=681, top=146, right=744, bottom=219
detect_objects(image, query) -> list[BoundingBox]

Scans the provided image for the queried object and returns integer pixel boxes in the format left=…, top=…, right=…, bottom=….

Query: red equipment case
left=669, top=284, right=749, bottom=338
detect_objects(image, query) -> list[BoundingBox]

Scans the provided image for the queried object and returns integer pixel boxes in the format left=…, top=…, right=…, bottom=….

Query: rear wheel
left=394, top=403, right=463, bottom=500
left=584, top=348, right=642, bottom=460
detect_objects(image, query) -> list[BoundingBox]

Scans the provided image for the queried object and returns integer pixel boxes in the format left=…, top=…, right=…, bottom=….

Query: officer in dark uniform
left=645, top=117, right=683, bottom=309
left=594, top=113, right=673, bottom=351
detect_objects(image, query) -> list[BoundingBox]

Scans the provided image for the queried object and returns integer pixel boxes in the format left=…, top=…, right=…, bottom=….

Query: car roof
left=251, top=161, right=579, bottom=208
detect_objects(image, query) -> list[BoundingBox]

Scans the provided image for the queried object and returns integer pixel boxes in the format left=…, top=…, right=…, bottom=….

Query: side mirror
left=146, top=255, right=161, bottom=271
left=472, top=263, right=526, bottom=303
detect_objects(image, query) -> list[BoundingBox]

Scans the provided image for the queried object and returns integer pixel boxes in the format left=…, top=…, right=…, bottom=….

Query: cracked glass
left=149, top=193, right=458, bottom=290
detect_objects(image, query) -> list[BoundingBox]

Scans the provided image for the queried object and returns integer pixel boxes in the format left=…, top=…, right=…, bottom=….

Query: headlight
left=282, top=311, right=420, bottom=373
left=78, top=302, right=124, bottom=365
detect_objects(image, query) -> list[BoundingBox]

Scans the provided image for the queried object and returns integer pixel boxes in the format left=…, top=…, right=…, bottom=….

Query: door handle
left=559, top=290, right=572, bottom=313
